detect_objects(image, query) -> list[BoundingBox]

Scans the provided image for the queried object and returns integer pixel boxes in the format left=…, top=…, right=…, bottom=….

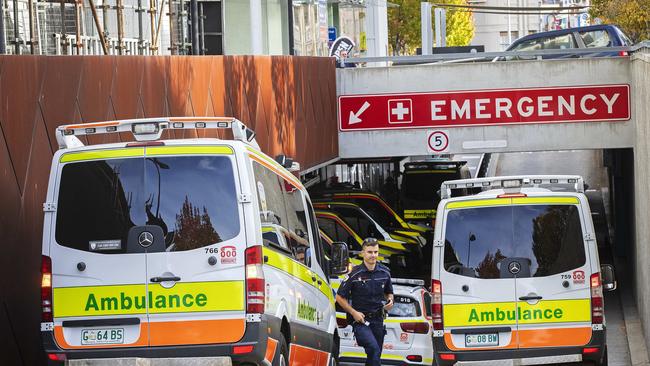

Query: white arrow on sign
left=348, top=101, right=370, bottom=125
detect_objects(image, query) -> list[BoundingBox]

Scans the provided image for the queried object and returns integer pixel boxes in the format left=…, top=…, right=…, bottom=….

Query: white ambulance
left=40, top=117, right=349, bottom=365
left=431, top=176, right=616, bottom=366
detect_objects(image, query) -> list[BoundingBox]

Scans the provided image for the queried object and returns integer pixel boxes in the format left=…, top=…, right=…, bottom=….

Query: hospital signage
left=338, top=85, right=630, bottom=131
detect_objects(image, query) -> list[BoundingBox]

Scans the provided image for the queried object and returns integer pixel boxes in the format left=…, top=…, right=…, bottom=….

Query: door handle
left=150, top=276, right=181, bottom=283
left=519, top=295, right=543, bottom=301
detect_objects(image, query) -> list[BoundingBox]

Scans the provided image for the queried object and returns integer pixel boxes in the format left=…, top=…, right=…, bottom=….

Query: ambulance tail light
left=41, top=255, right=53, bottom=322
left=591, top=272, right=604, bottom=324
left=406, top=355, right=423, bottom=362
left=245, top=246, right=265, bottom=314
left=439, top=354, right=456, bottom=361
left=336, top=317, right=348, bottom=328
left=431, top=279, right=443, bottom=331
left=400, top=322, right=429, bottom=334
left=619, top=51, right=629, bottom=57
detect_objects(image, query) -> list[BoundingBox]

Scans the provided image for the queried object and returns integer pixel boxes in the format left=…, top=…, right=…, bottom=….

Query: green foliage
left=590, top=0, right=650, bottom=43
left=388, top=0, right=476, bottom=55
left=438, top=0, right=475, bottom=47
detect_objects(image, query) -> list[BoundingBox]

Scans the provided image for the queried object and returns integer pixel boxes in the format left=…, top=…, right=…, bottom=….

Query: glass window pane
left=56, top=158, right=146, bottom=253
left=146, top=156, right=239, bottom=251
left=579, top=30, right=611, bottom=48
left=443, top=205, right=585, bottom=279
left=387, top=295, right=420, bottom=317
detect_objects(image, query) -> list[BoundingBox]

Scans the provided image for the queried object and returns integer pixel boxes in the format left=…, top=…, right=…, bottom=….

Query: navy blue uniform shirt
left=337, top=262, right=393, bottom=313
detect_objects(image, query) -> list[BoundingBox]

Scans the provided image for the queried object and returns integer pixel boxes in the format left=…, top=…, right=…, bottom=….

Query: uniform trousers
left=352, top=317, right=385, bottom=366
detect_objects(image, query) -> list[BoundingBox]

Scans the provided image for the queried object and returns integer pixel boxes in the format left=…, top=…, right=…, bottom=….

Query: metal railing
left=53, top=34, right=152, bottom=55
left=341, top=41, right=650, bottom=67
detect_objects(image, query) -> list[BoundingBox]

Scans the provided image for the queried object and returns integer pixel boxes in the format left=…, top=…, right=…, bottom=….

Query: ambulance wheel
left=274, top=336, right=289, bottom=366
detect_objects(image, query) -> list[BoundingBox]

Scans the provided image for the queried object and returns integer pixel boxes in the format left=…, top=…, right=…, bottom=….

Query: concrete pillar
left=364, top=0, right=388, bottom=57
left=421, top=2, right=432, bottom=55
left=250, top=0, right=263, bottom=54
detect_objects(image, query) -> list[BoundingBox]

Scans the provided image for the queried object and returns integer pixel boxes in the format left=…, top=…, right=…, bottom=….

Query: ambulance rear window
left=387, top=295, right=421, bottom=317
left=443, top=204, right=585, bottom=279
left=55, top=155, right=240, bottom=253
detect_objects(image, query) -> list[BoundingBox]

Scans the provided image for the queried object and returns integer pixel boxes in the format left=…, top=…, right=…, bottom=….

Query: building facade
left=471, top=0, right=591, bottom=52
left=0, top=0, right=330, bottom=55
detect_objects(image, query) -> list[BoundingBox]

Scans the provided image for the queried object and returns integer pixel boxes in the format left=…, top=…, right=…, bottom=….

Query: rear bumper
left=42, top=316, right=276, bottom=366
left=433, top=328, right=606, bottom=366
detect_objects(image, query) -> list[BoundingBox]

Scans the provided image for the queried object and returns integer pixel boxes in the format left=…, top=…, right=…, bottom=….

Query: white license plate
left=465, top=333, right=498, bottom=347
left=81, top=328, right=124, bottom=345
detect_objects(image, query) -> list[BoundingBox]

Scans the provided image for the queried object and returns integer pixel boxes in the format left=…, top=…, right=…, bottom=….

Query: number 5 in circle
left=427, top=130, right=449, bottom=153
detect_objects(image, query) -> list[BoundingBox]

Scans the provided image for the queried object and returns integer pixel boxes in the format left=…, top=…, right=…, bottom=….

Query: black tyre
left=273, top=336, right=289, bottom=366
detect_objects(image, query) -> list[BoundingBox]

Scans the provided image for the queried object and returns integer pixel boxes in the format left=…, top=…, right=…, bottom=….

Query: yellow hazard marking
left=146, top=145, right=234, bottom=156
left=512, top=197, right=579, bottom=205
left=447, top=197, right=579, bottom=209
left=341, top=352, right=406, bottom=361
left=60, top=148, right=145, bottom=163
left=443, top=299, right=591, bottom=327
left=53, top=281, right=244, bottom=318
left=246, top=147, right=303, bottom=190
left=405, top=170, right=456, bottom=174
left=404, top=209, right=436, bottom=219
left=262, top=248, right=333, bottom=303
left=384, top=317, right=428, bottom=324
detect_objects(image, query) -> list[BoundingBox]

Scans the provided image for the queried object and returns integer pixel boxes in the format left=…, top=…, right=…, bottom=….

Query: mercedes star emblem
left=138, top=231, right=154, bottom=248
left=508, top=261, right=521, bottom=275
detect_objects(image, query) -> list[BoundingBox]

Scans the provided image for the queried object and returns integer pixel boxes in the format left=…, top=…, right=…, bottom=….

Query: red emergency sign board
left=338, top=85, right=630, bottom=131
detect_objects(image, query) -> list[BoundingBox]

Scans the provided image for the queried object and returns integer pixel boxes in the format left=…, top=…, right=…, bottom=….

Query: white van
left=430, top=176, right=616, bottom=366
left=40, top=117, right=348, bottom=365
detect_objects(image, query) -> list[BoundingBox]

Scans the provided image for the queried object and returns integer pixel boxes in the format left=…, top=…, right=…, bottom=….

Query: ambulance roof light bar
left=439, top=175, right=585, bottom=199
left=55, top=117, right=260, bottom=150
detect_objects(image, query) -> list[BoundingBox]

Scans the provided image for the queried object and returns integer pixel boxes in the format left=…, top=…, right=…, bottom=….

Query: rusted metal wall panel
left=0, top=55, right=337, bottom=364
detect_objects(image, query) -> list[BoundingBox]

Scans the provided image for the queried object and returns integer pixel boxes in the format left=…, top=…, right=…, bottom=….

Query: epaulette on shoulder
left=376, top=263, right=391, bottom=273
left=348, top=264, right=365, bottom=276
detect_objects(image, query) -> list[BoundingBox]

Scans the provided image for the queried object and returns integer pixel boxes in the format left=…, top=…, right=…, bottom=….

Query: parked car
left=500, top=24, right=633, bottom=60
left=337, top=279, right=434, bottom=366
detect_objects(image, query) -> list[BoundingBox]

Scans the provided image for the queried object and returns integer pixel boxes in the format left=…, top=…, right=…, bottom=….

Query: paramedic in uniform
left=336, top=238, right=394, bottom=366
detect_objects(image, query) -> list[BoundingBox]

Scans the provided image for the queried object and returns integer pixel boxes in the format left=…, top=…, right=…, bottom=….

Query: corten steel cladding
left=0, top=55, right=337, bottom=364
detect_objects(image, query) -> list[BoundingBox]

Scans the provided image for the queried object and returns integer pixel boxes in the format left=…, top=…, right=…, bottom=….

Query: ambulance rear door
left=438, top=199, right=518, bottom=352
left=50, top=148, right=149, bottom=349
left=509, top=196, right=593, bottom=349
left=142, top=145, right=247, bottom=347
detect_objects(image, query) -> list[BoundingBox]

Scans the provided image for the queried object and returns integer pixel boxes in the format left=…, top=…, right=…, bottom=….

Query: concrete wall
left=632, top=51, right=650, bottom=354
left=0, top=55, right=337, bottom=365
left=337, top=57, right=635, bottom=158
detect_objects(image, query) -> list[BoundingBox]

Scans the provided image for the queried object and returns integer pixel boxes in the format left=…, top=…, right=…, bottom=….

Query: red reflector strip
left=233, top=345, right=254, bottom=354
left=439, top=353, right=456, bottom=361
left=583, top=347, right=600, bottom=354
left=497, top=193, right=527, bottom=198
left=125, top=141, right=165, bottom=147
left=406, top=355, right=423, bottom=362
left=47, top=353, right=67, bottom=361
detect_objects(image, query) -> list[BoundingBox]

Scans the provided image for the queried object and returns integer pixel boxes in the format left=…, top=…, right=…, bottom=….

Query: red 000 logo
left=221, top=246, right=237, bottom=264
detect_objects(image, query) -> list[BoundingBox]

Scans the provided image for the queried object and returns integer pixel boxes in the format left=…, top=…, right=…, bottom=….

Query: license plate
left=81, top=328, right=124, bottom=345
left=465, top=333, right=498, bottom=347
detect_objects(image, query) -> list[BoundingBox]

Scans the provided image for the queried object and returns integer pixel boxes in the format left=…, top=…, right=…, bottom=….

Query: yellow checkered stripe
left=446, top=197, right=580, bottom=209
left=60, top=145, right=233, bottom=163
left=404, top=209, right=436, bottom=219
left=53, top=281, right=244, bottom=318
left=246, top=147, right=304, bottom=190
left=341, top=352, right=433, bottom=364
left=262, top=247, right=333, bottom=303
left=443, top=299, right=591, bottom=327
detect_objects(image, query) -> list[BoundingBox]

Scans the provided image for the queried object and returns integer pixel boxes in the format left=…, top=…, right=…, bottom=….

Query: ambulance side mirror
left=601, top=264, right=617, bottom=292
left=330, top=242, right=349, bottom=275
